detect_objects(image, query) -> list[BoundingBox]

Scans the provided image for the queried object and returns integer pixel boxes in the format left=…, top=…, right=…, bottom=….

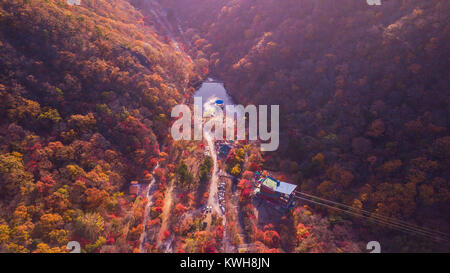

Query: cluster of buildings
left=213, top=138, right=298, bottom=212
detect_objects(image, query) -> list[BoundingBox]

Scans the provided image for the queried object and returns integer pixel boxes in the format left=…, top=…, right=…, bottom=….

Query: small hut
left=129, top=181, right=140, bottom=195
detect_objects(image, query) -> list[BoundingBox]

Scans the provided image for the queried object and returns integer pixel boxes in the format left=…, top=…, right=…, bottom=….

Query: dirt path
left=156, top=178, right=175, bottom=251
left=139, top=162, right=160, bottom=252
left=205, top=132, right=222, bottom=216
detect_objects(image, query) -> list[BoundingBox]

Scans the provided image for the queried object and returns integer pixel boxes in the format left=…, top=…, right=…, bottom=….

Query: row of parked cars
left=218, top=180, right=226, bottom=213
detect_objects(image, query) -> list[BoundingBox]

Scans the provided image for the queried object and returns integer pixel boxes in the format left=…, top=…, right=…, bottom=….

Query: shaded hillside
left=172, top=0, right=450, bottom=252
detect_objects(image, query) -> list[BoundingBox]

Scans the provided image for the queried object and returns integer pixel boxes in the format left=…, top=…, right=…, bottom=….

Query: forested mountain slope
left=172, top=0, right=449, bottom=252
left=0, top=0, right=197, bottom=252
left=0, top=0, right=448, bottom=253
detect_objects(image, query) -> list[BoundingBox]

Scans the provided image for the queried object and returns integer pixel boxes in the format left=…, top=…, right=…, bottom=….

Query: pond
left=194, top=78, right=242, bottom=118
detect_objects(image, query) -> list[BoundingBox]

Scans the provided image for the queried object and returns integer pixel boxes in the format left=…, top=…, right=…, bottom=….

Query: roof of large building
left=260, top=176, right=297, bottom=195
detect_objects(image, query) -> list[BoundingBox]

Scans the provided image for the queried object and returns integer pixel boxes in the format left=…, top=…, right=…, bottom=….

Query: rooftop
left=260, top=176, right=297, bottom=195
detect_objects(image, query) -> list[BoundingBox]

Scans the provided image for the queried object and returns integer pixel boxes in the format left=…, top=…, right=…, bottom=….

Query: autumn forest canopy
left=0, top=0, right=448, bottom=253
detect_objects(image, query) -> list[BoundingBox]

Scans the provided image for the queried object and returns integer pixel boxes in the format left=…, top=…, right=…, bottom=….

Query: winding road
left=205, top=132, right=222, bottom=215
left=139, top=162, right=159, bottom=253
